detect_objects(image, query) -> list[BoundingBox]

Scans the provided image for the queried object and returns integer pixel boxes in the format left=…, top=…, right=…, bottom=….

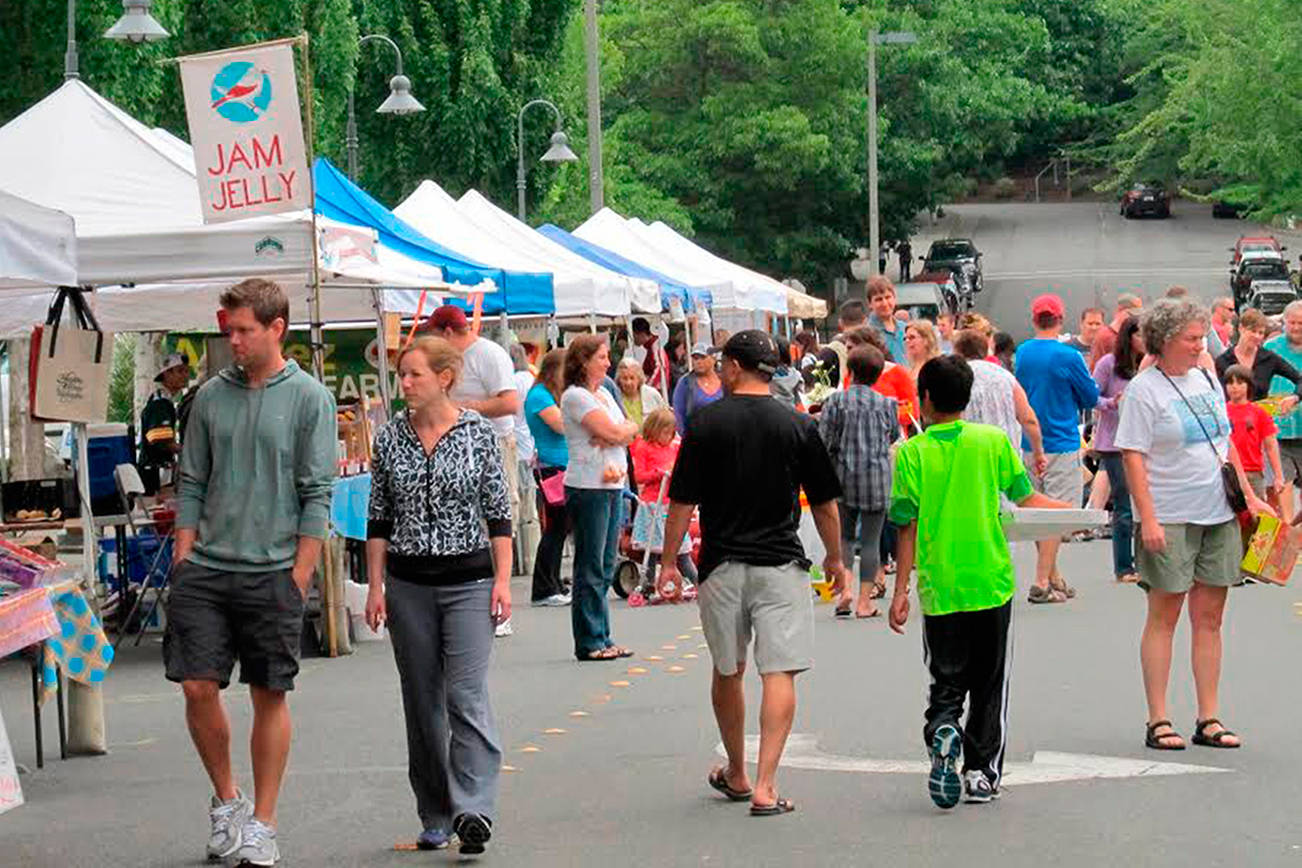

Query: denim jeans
left=1099, top=452, right=1135, bottom=577
left=566, top=487, right=621, bottom=658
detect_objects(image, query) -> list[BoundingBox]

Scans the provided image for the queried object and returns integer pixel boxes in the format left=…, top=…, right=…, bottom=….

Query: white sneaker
left=494, top=618, right=514, bottom=638
left=532, top=593, right=571, bottom=607
left=230, top=817, right=279, bottom=866
left=205, top=789, right=252, bottom=860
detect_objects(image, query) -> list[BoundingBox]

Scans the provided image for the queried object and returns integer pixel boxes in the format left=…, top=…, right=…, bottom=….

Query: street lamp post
left=345, top=34, right=426, bottom=182
left=867, top=29, right=916, bottom=278
left=516, top=99, right=579, bottom=222
left=64, top=0, right=168, bottom=81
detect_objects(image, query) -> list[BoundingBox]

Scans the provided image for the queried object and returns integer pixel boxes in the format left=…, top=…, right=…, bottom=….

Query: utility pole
left=867, top=30, right=879, bottom=278
left=866, top=29, right=917, bottom=280
left=584, top=0, right=605, bottom=214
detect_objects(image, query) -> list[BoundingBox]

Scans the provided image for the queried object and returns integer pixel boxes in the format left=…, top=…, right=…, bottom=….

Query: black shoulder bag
left=1159, top=367, right=1248, bottom=514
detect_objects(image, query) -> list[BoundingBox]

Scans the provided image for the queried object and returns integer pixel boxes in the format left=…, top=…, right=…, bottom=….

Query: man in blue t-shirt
left=1014, top=293, right=1100, bottom=604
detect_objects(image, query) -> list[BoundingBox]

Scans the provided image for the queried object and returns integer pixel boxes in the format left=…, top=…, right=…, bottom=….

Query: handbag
left=1159, top=368, right=1249, bottom=514
left=539, top=469, right=567, bottom=507
left=28, top=287, right=111, bottom=423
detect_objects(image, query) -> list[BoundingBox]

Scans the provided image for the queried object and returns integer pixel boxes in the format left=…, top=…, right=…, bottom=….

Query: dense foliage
left=4, top=0, right=1296, bottom=290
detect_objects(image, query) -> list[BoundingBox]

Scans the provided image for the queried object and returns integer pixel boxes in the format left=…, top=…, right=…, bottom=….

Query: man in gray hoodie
left=164, top=278, right=336, bottom=867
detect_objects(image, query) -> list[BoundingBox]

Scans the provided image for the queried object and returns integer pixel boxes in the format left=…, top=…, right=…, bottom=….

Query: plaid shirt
left=817, top=385, right=899, bottom=511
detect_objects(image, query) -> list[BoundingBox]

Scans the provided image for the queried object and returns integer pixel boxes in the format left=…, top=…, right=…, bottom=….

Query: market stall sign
left=179, top=42, right=310, bottom=223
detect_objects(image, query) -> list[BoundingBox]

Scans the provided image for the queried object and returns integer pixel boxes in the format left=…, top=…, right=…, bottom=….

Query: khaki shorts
left=1027, top=450, right=1082, bottom=506
left=1136, top=519, right=1242, bottom=594
left=697, top=561, right=813, bottom=676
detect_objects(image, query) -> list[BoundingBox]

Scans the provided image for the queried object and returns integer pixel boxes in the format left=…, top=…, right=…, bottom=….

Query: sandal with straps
left=1192, top=718, right=1241, bottom=749
left=1145, top=719, right=1186, bottom=750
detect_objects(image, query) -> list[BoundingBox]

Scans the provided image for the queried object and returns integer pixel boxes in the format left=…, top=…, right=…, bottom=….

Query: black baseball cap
left=721, top=329, right=780, bottom=376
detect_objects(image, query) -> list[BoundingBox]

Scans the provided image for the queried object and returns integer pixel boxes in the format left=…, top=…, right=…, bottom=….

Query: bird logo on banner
left=209, top=61, right=273, bottom=123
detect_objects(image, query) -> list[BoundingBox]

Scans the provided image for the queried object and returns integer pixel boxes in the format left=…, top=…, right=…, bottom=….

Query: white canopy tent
left=631, top=219, right=826, bottom=319
left=0, top=80, right=466, bottom=331
left=454, top=189, right=662, bottom=315
left=0, top=190, right=78, bottom=290
left=575, top=208, right=787, bottom=315
left=395, top=181, right=637, bottom=319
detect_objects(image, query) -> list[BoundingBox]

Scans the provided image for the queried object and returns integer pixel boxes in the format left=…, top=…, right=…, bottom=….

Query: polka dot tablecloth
left=40, top=586, right=113, bottom=705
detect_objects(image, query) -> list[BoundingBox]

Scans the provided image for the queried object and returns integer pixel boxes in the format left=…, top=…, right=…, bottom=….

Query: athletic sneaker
left=963, top=770, right=996, bottom=804
left=205, top=789, right=252, bottom=861
left=928, top=724, right=963, bottom=809
left=453, top=812, right=493, bottom=855
left=494, top=618, right=513, bottom=638
left=532, top=593, right=571, bottom=607
left=230, top=818, right=278, bottom=866
left=417, top=828, right=451, bottom=850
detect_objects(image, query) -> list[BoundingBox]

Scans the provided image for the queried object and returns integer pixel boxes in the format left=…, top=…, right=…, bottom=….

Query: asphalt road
left=4, top=539, right=1302, bottom=867
left=911, top=200, right=1300, bottom=335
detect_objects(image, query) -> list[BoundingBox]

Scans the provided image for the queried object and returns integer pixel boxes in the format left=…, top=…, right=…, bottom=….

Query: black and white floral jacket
left=367, top=410, right=512, bottom=569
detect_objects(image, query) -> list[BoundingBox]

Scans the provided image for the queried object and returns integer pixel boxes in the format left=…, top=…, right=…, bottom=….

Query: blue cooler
left=78, top=423, right=134, bottom=517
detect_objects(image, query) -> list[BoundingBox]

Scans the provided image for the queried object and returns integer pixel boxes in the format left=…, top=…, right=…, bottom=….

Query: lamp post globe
left=104, top=0, right=169, bottom=42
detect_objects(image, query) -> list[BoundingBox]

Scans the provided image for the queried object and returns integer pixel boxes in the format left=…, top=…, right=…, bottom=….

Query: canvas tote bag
left=29, top=287, right=112, bottom=423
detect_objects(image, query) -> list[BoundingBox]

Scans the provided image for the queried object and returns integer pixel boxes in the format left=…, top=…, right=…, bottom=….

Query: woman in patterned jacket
left=365, top=336, right=511, bottom=856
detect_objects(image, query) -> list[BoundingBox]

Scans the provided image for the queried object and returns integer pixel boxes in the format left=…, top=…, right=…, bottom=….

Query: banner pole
left=298, top=34, right=325, bottom=383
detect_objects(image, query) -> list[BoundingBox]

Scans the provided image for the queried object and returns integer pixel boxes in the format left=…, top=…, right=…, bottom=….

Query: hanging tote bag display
left=29, top=287, right=112, bottom=424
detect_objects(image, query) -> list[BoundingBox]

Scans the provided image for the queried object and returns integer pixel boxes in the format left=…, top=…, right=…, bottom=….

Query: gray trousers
left=385, top=576, right=501, bottom=830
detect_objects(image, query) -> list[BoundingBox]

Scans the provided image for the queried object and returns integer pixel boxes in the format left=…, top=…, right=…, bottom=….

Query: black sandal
left=708, top=767, right=753, bottom=802
left=749, top=797, right=796, bottom=817
left=1192, top=718, right=1241, bottom=749
left=1145, top=719, right=1186, bottom=750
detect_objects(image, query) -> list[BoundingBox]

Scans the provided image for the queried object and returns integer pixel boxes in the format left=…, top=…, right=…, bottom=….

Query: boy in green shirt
left=888, top=355, right=1066, bottom=809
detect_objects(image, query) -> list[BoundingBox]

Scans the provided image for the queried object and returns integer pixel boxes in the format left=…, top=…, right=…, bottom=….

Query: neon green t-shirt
left=888, top=420, right=1033, bottom=616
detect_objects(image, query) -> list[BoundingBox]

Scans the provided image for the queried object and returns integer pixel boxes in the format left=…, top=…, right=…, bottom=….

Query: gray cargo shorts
left=696, top=561, right=814, bottom=676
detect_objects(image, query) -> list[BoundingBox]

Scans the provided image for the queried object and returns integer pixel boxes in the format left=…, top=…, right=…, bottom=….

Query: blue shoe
left=417, top=828, right=450, bottom=850
left=928, top=724, right=963, bottom=809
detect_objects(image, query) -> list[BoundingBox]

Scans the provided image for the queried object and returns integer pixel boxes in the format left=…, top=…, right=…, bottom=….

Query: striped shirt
left=817, top=385, right=899, bottom=511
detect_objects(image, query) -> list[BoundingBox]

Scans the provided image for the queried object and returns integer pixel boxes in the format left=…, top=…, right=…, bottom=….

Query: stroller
left=612, top=472, right=699, bottom=606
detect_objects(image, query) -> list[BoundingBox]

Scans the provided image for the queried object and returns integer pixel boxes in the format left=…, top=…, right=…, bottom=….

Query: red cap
left=1031, top=293, right=1065, bottom=319
left=424, top=304, right=469, bottom=333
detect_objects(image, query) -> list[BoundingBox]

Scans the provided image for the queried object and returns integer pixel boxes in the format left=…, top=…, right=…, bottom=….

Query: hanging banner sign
left=179, top=42, right=310, bottom=223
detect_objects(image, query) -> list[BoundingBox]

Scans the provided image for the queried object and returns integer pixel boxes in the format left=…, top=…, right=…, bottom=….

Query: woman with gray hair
left=615, top=356, right=668, bottom=427
left=1115, top=298, right=1273, bottom=752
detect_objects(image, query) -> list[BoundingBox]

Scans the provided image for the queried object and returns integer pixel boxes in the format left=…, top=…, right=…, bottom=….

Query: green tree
left=107, top=334, right=137, bottom=425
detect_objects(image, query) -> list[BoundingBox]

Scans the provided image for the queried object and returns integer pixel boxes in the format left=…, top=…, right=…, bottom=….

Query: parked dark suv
left=921, top=238, right=983, bottom=296
left=1120, top=182, right=1172, bottom=218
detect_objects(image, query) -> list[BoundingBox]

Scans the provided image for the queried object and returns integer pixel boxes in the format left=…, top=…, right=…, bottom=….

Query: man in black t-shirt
left=660, top=330, right=846, bottom=818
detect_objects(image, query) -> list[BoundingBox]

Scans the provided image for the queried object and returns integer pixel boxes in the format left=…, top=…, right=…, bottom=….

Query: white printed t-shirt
left=561, top=385, right=628, bottom=490
left=1114, top=366, right=1234, bottom=525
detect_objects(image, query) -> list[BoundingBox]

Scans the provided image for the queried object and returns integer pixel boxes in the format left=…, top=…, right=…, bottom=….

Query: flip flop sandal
left=1116, top=573, right=1140, bottom=584
left=610, top=646, right=635, bottom=658
left=1027, top=586, right=1068, bottom=605
left=855, top=608, right=882, bottom=619
left=834, top=605, right=853, bottom=619
left=749, top=797, right=796, bottom=817
left=708, top=767, right=753, bottom=802
left=869, top=582, right=887, bottom=599
left=1145, top=719, right=1186, bottom=751
left=579, top=647, right=620, bottom=662
left=1192, top=718, right=1241, bottom=749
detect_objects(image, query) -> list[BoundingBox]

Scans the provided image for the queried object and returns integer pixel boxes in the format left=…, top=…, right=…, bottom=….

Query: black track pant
left=921, top=601, right=1012, bottom=787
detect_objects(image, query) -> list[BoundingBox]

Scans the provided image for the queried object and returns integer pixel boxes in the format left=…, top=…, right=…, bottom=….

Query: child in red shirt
left=1224, top=364, right=1282, bottom=499
left=628, top=409, right=698, bottom=591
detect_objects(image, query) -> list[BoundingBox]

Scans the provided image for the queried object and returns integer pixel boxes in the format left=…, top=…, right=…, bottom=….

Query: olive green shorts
left=1136, top=519, right=1242, bottom=594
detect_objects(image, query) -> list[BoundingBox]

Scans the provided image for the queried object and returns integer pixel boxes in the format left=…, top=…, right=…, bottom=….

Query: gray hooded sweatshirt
left=177, top=359, right=337, bottom=572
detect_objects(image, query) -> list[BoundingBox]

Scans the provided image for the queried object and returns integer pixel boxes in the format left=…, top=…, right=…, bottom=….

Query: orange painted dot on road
left=544, top=728, right=567, bottom=735
left=610, top=680, right=632, bottom=688
left=645, top=655, right=664, bottom=661
left=520, top=745, right=541, bottom=753
left=628, top=666, right=649, bottom=674
left=682, top=653, right=698, bottom=659
left=677, top=634, right=692, bottom=640
left=569, top=710, right=590, bottom=718
left=502, top=765, right=519, bottom=773
left=666, top=665, right=686, bottom=673
left=661, top=644, right=678, bottom=650
left=697, top=643, right=709, bottom=650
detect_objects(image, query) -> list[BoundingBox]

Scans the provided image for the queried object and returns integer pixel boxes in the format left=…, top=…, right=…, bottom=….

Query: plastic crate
left=99, top=534, right=172, bottom=590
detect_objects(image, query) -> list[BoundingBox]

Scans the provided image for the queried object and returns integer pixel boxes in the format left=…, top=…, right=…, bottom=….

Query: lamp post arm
left=517, top=99, right=563, bottom=221
left=359, top=33, right=405, bottom=75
